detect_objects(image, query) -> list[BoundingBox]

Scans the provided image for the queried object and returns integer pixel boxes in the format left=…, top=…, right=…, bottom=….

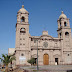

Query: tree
left=27, top=58, right=35, bottom=65
left=0, top=54, right=16, bottom=72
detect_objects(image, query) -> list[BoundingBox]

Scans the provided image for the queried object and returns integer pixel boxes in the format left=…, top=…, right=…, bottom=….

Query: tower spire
left=61, top=8, right=64, bottom=14
left=61, top=11, right=64, bottom=14
left=22, top=5, right=24, bottom=8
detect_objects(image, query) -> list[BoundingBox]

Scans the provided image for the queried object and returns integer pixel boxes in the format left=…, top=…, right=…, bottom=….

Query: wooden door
left=43, top=54, right=49, bottom=65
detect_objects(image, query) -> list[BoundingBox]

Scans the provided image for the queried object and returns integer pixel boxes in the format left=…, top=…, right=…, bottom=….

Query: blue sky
left=0, top=0, right=72, bottom=58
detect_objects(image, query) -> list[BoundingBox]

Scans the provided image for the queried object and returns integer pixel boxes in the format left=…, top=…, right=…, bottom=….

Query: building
left=9, top=5, right=72, bottom=66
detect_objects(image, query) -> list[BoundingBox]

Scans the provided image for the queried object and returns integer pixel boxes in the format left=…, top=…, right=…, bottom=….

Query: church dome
left=59, top=11, right=67, bottom=19
left=18, top=5, right=29, bottom=14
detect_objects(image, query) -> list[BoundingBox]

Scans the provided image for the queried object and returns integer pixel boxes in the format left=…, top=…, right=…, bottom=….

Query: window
left=68, top=54, right=69, bottom=56
left=60, top=22, right=61, bottom=27
left=23, top=38, right=25, bottom=40
left=21, top=53, right=24, bottom=56
left=55, top=58, right=58, bottom=65
left=60, top=33, right=61, bottom=38
left=42, top=39, right=43, bottom=40
left=23, top=44, right=25, bottom=45
left=20, top=43, right=22, bottom=45
left=65, top=32, right=69, bottom=36
left=31, top=38, right=33, bottom=41
left=21, top=17, right=25, bottom=22
left=64, top=22, right=67, bottom=26
left=20, top=28, right=26, bottom=33
left=20, top=38, right=22, bottom=40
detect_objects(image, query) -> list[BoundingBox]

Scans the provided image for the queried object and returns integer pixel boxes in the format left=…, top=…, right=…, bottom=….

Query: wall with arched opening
left=65, top=32, right=69, bottom=37
left=64, top=22, right=67, bottom=27
left=21, top=16, right=25, bottom=22
left=20, top=28, right=26, bottom=33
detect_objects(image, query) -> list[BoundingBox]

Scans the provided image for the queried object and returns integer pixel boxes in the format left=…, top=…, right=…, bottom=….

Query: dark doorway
left=55, top=58, right=58, bottom=65
left=34, top=58, right=37, bottom=65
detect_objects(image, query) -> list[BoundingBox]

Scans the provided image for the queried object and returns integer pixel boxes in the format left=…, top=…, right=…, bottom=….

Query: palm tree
left=0, top=54, right=15, bottom=72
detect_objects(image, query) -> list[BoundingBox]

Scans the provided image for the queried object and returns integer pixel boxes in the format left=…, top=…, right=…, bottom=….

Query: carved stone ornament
left=43, top=42, right=48, bottom=48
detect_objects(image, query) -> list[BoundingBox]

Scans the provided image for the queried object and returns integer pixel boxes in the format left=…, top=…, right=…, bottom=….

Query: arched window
left=20, top=28, right=26, bottom=33
left=64, top=22, right=67, bottom=26
left=65, top=32, right=69, bottom=37
left=21, top=17, right=25, bottom=22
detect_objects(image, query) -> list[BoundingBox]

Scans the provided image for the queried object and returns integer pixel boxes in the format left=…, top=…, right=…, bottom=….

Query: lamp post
left=37, top=39, right=39, bottom=70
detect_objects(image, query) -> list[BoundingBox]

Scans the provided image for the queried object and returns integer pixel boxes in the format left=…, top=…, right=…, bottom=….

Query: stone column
left=50, top=50, right=54, bottom=65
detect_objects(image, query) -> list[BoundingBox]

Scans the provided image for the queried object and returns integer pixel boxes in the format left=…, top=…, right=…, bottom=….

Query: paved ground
left=20, top=65, right=72, bottom=72
left=0, top=65, right=72, bottom=72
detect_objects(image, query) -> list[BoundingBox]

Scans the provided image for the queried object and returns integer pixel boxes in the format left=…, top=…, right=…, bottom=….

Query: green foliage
left=0, top=54, right=16, bottom=66
left=27, top=58, right=35, bottom=65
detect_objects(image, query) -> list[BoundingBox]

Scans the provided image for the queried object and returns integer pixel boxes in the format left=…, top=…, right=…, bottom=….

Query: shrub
left=27, top=58, right=35, bottom=65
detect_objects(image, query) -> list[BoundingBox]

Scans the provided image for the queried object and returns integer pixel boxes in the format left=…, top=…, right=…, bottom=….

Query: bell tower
left=15, top=5, right=30, bottom=65
left=57, top=11, right=71, bottom=39
left=57, top=11, right=72, bottom=64
left=57, top=11, right=71, bottom=49
left=17, top=5, right=29, bottom=24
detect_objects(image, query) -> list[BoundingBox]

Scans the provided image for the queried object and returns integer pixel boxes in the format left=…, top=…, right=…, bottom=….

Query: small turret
left=18, top=5, right=29, bottom=14
left=59, top=11, right=67, bottom=19
left=42, top=31, right=48, bottom=35
left=17, top=5, right=29, bottom=24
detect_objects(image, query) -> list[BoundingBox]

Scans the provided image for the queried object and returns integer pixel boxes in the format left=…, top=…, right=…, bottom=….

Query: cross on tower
left=61, top=8, right=63, bottom=11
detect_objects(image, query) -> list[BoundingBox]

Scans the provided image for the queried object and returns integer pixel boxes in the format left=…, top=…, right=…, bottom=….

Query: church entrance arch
left=43, top=54, right=49, bottom=65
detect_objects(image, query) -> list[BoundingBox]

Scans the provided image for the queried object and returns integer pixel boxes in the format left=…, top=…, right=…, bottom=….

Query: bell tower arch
left=17, top=5, right=29, bottom=24
left=15, top=5, right=30, bottom=65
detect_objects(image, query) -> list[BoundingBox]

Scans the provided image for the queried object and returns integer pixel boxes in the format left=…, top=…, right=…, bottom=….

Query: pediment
left=40, top=35, right=54, bottom=40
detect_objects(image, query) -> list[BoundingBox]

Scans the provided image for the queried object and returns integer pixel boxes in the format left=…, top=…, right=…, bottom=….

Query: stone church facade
left=9, top=5, right=72, bottom=66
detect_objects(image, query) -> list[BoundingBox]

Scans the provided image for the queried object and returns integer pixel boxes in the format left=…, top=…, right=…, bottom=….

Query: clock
left=43, top=42, right=48, bottom=48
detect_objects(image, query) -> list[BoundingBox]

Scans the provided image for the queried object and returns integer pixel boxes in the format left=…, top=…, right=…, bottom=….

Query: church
left=8, top=5, right=72, bottom=66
